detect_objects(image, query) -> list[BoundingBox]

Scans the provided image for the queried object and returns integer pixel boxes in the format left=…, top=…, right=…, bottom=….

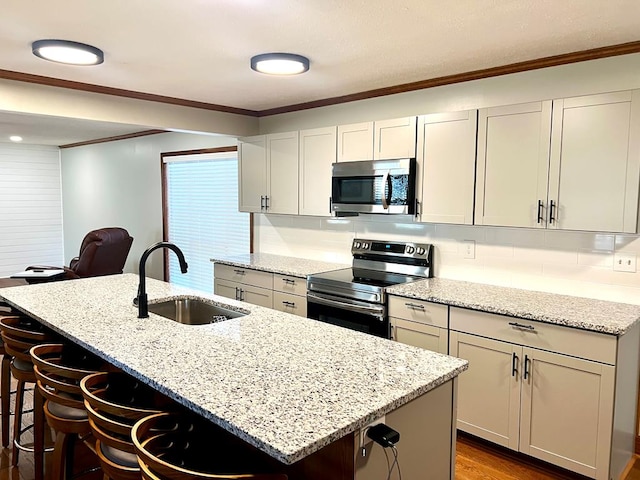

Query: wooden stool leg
left=34, top=387, right=45, bottom=480
left=1, top=354, right=10, bottom=447
left=11, top=379, right=25, bottom=467
left=51, top=431, right=69, bottom=480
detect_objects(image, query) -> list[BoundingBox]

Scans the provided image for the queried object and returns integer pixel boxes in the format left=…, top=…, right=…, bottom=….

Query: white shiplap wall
left=0, top=143, right=63, bottom=276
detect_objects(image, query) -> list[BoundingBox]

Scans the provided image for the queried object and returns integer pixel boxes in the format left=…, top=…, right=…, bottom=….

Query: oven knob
left=416, top=247, right=425, bottom=255
left=362, top=242, right=369, bottom=249
left=406, top=246, right=415, bottom=254
left=354, top=241, right=361, bottom=249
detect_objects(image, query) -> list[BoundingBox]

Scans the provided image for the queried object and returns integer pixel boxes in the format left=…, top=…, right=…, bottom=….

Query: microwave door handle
left=381, top=171, right=390, bottom=209
left=307, top=292, right=384, bottom=317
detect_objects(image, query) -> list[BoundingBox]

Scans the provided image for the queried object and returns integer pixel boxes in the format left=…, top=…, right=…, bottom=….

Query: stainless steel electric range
left=306, top=238, right=433, bottom=338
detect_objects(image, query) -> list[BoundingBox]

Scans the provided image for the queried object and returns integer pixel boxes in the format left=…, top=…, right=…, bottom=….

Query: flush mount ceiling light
left=250, top=53, right=309, bottom=75
left=32, top=39, right=104, bottom=66
left=9, top=136, right=23, bottom=142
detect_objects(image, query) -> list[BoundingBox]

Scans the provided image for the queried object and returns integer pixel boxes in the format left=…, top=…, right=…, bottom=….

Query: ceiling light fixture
left=250, top=53, right=309, bottom=75
left=9, top=136, right=23, bottom=142
left=32, top=39, right=104, bottom=66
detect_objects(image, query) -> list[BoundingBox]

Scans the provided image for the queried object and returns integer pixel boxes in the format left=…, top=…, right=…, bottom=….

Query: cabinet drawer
left=273, top=274, right=307, bottom=296
left=273, top=292, right=307, bottom=317
left=388, top=296, right=448, bottom=328
left=391, top=317, right=448, bottom=354
left=214, top=264, right=273, bottom=290
left=450, top=307, right=616, bottom=365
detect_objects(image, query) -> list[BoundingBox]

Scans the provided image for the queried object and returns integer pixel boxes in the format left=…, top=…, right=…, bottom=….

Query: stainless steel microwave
left=331, top=158, right=416, bottom=214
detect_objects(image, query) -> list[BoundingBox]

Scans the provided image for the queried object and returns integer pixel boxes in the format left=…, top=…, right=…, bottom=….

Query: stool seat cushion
left=12, top=357, right=32, bottom=372
left=46, top=392, right=87, bottom=421
left=100, top=442, right=139, bottom=467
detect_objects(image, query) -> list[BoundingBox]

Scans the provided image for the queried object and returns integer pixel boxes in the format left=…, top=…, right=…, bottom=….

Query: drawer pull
left=405, top=303, right=425, bottom=310
left=282, top=301, right=296, bottom=307
left=282, top=278, right=296, bottom=285
left=511, top=352, right=518, bottom=377
left=508, top=322, right=535, bottom=331
left=233, top=269, right=246, bottom=275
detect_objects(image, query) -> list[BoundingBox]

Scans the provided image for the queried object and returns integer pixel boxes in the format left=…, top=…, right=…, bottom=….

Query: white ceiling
left=1, top=0, right=640, bottom=145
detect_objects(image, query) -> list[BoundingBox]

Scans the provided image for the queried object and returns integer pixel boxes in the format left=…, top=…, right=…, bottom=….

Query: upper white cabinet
left=475, top=101, right=552, bottom=228
left=548, top=91, right=640, bottom=233
left=475, top=90, right=640, bottom=233
left=238, top=135, right=268, bottom=213
left=337, top=117, right=417, bottom=162
left=299, top=127, right=337, bottom=216
left=416, top=110, right=477, bottom=225
left=238, top=132, right=299, bottom=214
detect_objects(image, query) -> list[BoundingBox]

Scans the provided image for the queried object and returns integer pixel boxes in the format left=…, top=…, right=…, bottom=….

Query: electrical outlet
left=358, top=415, right=386, bottom=450
left=462, top=240, right=475, bottom=259
left=613, top=253, right=637, bottom=273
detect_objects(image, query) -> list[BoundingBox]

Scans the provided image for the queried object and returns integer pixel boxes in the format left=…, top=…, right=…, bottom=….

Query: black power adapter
left=366, top=423, right=400, bottom=448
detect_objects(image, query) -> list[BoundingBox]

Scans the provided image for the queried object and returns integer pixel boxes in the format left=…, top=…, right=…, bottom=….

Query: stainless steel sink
left=147, top=298, right=246, bottom=325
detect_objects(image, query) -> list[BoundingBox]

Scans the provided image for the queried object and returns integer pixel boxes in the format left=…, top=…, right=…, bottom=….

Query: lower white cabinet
left=214, top=264, right=307, bottom=316
left=388, top=296, right=448, bottom=354
left=450, top=307, right=636, bottom=480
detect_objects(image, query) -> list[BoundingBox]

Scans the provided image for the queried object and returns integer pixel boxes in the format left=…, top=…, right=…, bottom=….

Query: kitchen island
left=0, top=274, right=467, bottom=480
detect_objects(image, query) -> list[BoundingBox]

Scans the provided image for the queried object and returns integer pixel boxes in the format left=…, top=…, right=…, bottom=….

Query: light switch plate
left=462, top=240, right=475, bottom=259
left=613, top=253, right=637, bottom=272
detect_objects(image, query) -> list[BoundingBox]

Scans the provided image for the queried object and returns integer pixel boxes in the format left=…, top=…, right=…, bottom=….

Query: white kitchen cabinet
left=214, top=264, right=274, bottom=308
left=388, top=296, right=448, bottom=354
left=238, top=135, right=267, bottom=213
left=416, top=110, right=477, bottom=224
left=213, top=265, right=308, bottom=315
left=475, top=101, right=552, bottom=228
left=548, top=90, right=640, bottom=233
left=449, top=307, right=629, bottom=480
left=475, top=90, right=640, bottom=233
left=299, top=127, right=336, bottom=216
left=238, top=132, right=299, bottom=215
left=337, top=117, right=416, bottom=162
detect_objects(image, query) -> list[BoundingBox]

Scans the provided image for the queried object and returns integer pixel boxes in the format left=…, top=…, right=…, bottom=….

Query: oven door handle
left=307, top=292, right=385, bottom=319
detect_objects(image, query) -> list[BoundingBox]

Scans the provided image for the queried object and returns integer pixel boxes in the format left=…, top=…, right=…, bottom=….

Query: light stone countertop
left=0, top=274, right=467, bottom=465
left=387, top=278, right=640, bottom=336
left=211, top=253, right=348, bottom=278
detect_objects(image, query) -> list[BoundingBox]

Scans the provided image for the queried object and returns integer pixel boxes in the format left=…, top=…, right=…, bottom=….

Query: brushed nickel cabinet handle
left=405, top=303, right=425, bottom=310
left=508, top=322, right=535, bottom=331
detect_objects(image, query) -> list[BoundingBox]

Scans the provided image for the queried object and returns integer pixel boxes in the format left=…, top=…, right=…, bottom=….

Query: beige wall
left=60, top=132, right=237, bottom=280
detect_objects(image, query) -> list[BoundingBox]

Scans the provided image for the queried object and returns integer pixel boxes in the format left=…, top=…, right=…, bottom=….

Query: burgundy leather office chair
left=28, top=227, right=134, bottom=280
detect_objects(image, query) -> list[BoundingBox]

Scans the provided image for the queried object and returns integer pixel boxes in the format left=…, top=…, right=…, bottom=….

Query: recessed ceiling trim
left=59, top=129, right=168, bottom=149
left=2, top=40, right=640, bottom=119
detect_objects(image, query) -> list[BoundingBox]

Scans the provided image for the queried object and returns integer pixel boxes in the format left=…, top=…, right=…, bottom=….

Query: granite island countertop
left=387, top=277, right=640, bottom=336
left=0, top=274, right=467, bottom=465
left=211, top=253, right=348, bottom=278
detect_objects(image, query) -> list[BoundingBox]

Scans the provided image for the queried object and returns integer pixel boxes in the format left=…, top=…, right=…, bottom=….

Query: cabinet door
left=241, top=284, right=273, bottom=308
left=267, top=131, right=299, bottom=215
left=374, top=116, right=417, bottom=160
left=519, top=347, right=615, bottom=479
left=299, top=127, right=336, bottom=216
left=450, top=331, right=521, bottom=450
left=417, top=111, right=477, bottom=224
left=238, top=135, right=267, bottom=213
left=337, top=122, right=374, bottom=162
left=475, top=102, right=552, bottom=228
left=548, top=90, right=640, bottom=233
left=214, top=278, right=240, bottom=301
left=391, top=317, right=447, bottom=354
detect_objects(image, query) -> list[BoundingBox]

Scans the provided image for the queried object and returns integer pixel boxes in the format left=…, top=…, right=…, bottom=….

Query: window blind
left=0, top=144, right=63, bottom=277
left=165, top=152, right=249, bottom=292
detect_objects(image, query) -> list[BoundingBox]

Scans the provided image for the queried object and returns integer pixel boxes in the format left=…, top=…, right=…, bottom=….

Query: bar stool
left=80, top=371, right=170, bottom=480
left=30, top=343, right=106, bottom=480
left=132, top=412, right=288, bottom=480
left=0, top=315, right=57, bottom=467
left=0, top=312, right=20, bottom=448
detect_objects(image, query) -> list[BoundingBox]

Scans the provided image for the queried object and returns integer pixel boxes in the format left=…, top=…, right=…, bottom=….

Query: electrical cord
left=382, top=443, right=402, bottom=480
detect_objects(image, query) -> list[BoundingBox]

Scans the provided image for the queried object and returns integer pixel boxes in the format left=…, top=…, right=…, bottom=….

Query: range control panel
left=351, top=238, right=432, bottom=259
